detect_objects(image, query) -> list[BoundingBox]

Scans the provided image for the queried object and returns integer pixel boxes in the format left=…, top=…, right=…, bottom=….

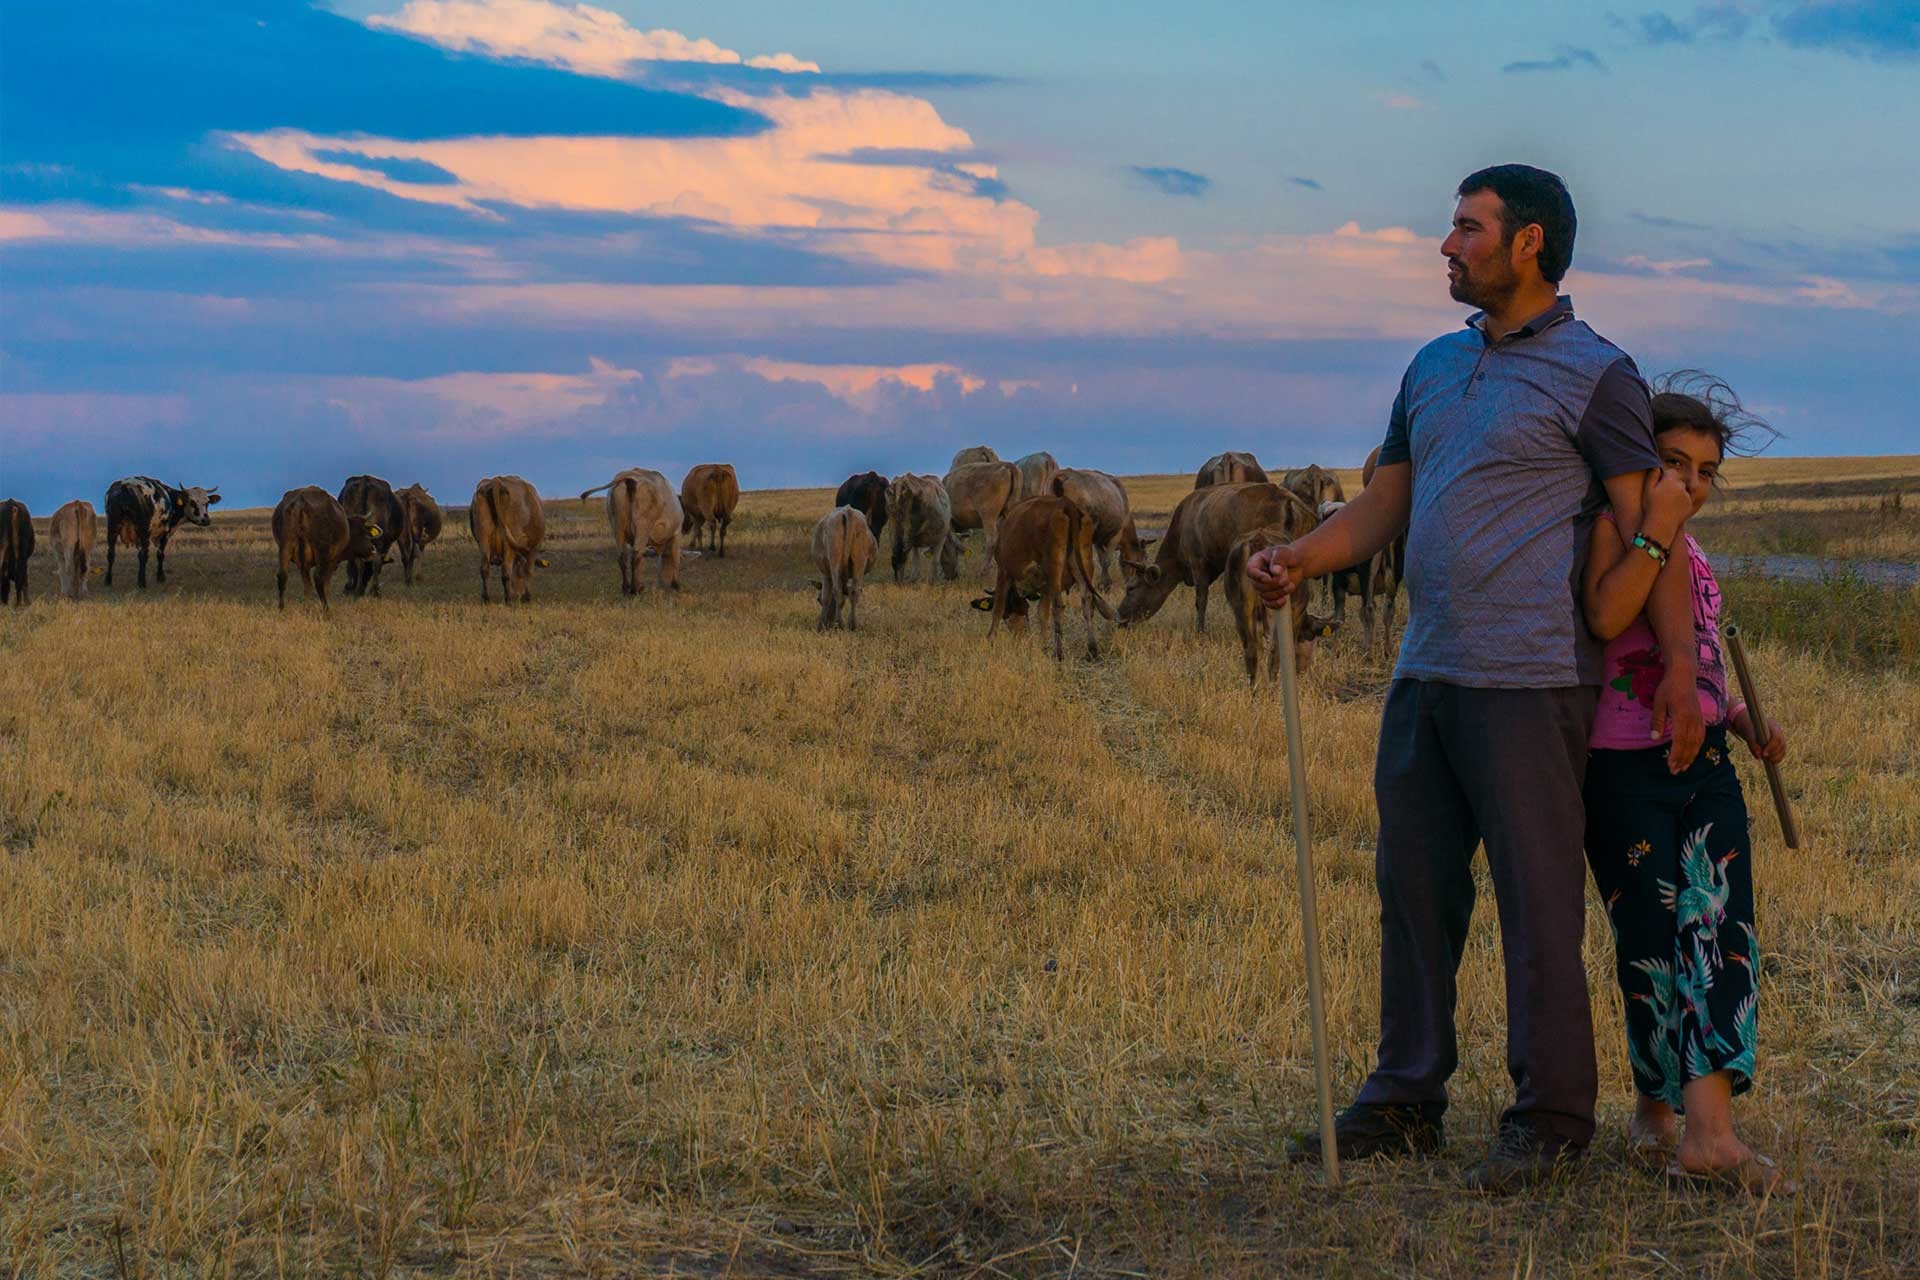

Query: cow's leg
left=136, top=537, right=150, bottom=589
left=400, top=542, right=415, bottom=586
left=344, top=558, right=359, bottom=596
left=368, top=553, right=383, bottom=598
left=1081, top=577, right=1099, bottom=659
left=1097, top=542, right=1114, bottom=591
left=1360, top=570, right=1377, bottom=653
left=154, top=532, right=167, bottom=584
left=1233, top=593, right=1260, bottom=687
left=1194, top=577, right=1211, bottom=633
left=104, top=516, right=118, bottom=586
left=661, top=538, right=681, bottom=593
left=847, top=568, right=860, bottom=631
left=299, top=557, right=317, bottom=600
left=718, top=514, right=729, bottom=557
left=479, top=555, right=492, bottom=603
left=313, top=561, right=331, bottom=615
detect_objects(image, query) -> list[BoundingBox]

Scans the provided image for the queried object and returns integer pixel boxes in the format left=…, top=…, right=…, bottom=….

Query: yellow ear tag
left=535, top=558, right=550, bottom=568
left=366, top=523, right=382, bottom=539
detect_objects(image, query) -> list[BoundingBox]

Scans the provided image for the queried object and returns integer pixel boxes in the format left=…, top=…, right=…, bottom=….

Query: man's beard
left=1448, top=257, right=1517, bottom=311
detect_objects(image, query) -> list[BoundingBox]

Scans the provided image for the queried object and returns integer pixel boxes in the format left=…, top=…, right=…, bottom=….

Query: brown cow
left=395, top=483, right=443, bottom=585
left=1225, top=522, right=1336, bottom=688
left=834, top=471, right=889, bottom=539
left=944, top=459, right=1022, bottom=570
left=1051, top=468, right=1156, bottom=589
left=337, top=475, right=404, bottom=598
left=1352, top=445, right=1406, bottom=653
left=48, top=499, right=98, bottom=600
left=1194, top=451, right=1269, bottom=488
left=272, top=486, right=378, bottom=614
left=974, top=494, right=1115, bottom=660
left=680, top=462, right=740, bottom=556
left=582, top=468, right=681, bottom=595
left=0, top=499, right=32, bottom=606
left=887, top=473, right=961, bottom=583
left=950, top=445, right=999, bottom=469
left=811, top=506, right=879, bottom=631
left=1282, top=464, right=1346, bottom=509
left=1117, top=482, right=1316, bottom=633
left=1015, top=451, right=1059, bottom=501
left=470, top=475, right=546, bottom=604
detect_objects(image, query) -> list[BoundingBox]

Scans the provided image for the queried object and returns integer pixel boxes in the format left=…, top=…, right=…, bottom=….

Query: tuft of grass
left=1722, top=571, right=1920, bottom=671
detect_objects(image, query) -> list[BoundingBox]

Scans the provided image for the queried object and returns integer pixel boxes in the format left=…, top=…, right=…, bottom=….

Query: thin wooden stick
left=1724, top=620, right=1800, bottom=849
left=1275, top=597, right=1340, bottom=1184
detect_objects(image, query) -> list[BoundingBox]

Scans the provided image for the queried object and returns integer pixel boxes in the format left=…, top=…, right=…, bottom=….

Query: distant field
left=2, top=458, right=1917, bottom=1276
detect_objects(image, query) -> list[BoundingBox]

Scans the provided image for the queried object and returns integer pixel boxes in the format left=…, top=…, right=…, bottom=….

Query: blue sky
left=4, top=0, right=1917, bottom=509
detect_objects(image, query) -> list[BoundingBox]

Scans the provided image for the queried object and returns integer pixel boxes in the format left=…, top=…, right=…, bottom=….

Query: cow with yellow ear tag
left=272, top=487, right=373, bottom=615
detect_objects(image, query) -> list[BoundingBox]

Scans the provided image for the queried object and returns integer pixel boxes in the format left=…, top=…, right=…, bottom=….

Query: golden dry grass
left=2, top=466, right=1917, bottom=1277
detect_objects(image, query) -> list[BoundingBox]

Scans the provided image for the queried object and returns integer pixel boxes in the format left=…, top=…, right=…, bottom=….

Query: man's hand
left=1642, top=466, right=1693, bottom=544
left=1247, top=543, right=1307, bottom=608
left=1650, top=663, right=1704, bottom=773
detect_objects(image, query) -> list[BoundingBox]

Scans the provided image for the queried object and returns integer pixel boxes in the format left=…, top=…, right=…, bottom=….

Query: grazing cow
left=887, top=473, right=961, bottom=583
left=48, top=500, right=97, bottom=601
left=103, top=476, right=220, bottom=588
left=1014, top=451, right=1059, bottom=502
left=1194, top=451, right=1269, bottom=488
left=680, top=462, right=741, bottom=556
left=470, top=475, right=546, bottom=604
left=943, top=459, right=1022, bottom=569
left=833, top=470, right=890, bottom=540
left=0, top=499, right=31, bottom=606
left=1225, top=524, right=1336, bottom=688
left=272, top=487, right=378, bottom=614
left=950, top=445, right=999, bottom=469
left=337, top=474, right=404, bottom=598
left=581, top=468, right=681, bottom=595
left=811, top=506, right=879, bottom=631
left=1356, top=445, right=1406, bottom=653
left=973, top=494, right=1115, bottom=660
left=1282, top=464, right=1346, bottom=510
left=1118, top=482, right=1316, bottom=633
left=395, top=483, right=443, bottom=585
left=1051, top=468, right=1156, bottom=589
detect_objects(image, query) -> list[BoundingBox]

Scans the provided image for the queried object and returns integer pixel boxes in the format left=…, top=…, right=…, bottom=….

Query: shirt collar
left=1466, top=294, right=1575, bottom=344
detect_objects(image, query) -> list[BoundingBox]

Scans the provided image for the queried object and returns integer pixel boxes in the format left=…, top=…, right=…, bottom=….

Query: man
left=1248, top=165, right=1704, bottom=1192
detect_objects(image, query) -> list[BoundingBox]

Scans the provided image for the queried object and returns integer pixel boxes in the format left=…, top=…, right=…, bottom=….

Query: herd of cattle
left=0, top=448, right=1404, bottom=683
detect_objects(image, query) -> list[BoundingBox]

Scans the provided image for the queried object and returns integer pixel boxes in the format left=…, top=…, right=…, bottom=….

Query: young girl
left=1582, top=371, right=1791, bottom=1195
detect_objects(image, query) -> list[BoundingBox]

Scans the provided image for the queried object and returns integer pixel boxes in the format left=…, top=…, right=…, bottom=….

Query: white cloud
left=368, top=0, right=820, bottom=76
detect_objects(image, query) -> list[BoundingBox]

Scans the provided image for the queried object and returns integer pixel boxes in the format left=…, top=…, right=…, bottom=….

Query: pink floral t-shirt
left=1590, top=511, right=1729, bottom=750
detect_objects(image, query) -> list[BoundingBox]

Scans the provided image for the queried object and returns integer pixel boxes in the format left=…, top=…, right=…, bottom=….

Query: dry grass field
left=2, top=455, right=1917, bottom=1277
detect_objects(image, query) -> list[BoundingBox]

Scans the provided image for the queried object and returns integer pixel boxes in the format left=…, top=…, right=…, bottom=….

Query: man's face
left=1440, top=190, right=1521, bottom=310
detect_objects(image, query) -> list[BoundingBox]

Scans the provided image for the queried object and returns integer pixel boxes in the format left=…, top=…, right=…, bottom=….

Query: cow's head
left=939, top=532, right=964, bottom=581
left=175, top=484, right=220, bottom=525
left=1115, top=554, right=1180, bottom=627
left=1115, top=524, right=1159, bottom=590
left=1291, top=610, right=1338, bottom=673
left=346, top=515, right=380, bottom=562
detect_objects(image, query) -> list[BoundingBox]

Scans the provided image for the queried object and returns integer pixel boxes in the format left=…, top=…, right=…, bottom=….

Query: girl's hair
left=1649, top=370, right=1779, bottom=463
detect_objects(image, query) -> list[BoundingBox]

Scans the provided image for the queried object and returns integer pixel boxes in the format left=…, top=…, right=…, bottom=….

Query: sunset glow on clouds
left=3, top=0, right=1916, bottom=507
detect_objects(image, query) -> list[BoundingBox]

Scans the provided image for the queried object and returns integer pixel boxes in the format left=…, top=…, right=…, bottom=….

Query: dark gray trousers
left=1354, top=679, right=1600, bottom=1144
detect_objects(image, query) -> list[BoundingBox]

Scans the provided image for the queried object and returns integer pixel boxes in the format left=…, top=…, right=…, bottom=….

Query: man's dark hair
left=1456, top=164, right=1576, bottom=283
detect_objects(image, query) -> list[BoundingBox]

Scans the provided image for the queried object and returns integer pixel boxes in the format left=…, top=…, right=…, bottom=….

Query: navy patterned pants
left=1585, top=725, right=1758, bottom=1110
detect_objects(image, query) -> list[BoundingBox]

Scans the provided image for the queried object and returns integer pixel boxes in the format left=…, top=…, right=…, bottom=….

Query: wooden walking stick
left=1723, top=620, right=1801, bottom=848
left=1275, top=596, right=1341, bottom=1184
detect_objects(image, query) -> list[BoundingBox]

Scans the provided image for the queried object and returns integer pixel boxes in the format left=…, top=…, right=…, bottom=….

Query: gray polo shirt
left=1378, top=295, right=1657, bottom=688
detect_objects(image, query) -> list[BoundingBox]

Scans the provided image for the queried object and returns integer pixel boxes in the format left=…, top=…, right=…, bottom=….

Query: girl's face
left=1656, top=426, right=1722, bottom=516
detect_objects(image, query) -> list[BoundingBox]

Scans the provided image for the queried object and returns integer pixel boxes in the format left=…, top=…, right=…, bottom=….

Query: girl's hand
left=1732, top=706, right=1788, bottom=763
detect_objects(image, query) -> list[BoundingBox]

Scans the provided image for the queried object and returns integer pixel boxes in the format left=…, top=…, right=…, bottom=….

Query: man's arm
left=1602, top=468, right=1704, bottom=771
left=1247, top=461, right=1409, bottom=606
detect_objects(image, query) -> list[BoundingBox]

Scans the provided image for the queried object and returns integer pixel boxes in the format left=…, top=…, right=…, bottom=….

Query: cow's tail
left=1066, top=503, right=1116, bottom=621
left=1051, top=474, right=1069, bottom=499
left=579, top=479, right=616, bottom=500
left=483, top=481, right=505, bottom=562
left=0, top=503, right=21, bottom=582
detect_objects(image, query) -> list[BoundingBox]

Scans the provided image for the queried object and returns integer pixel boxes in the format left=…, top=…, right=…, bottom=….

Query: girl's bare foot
left=1670, top=1133, right=1796, bottom=1196
left=1629, top=1097, right=1678, bottom=1168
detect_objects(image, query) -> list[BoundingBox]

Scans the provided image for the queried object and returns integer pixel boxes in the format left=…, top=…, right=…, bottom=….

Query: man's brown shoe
left=1463, top=1118, right=1586, bottom=1193
left=1286, top=1103, right=1445, bottom=1163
